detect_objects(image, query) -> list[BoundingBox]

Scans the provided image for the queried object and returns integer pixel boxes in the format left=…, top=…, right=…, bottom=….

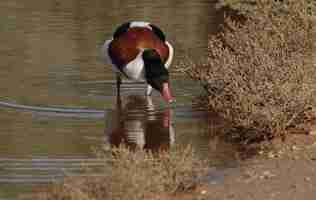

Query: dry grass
left=181, top=0, right=316, bottom=142
left=29, top=145, right=206, bottom=200
left=216, top=0, right=316, bottom=16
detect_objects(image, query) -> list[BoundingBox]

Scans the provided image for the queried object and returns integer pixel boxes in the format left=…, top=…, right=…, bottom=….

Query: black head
left=142, top=49, right=173, bottom=102
left=142, top=49, right=169, bottom=91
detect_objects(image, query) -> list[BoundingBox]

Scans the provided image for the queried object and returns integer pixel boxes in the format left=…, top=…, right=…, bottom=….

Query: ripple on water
left=0, top=0, right=237, bottom=198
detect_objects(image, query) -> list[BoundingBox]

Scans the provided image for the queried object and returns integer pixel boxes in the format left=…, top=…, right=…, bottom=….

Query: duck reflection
left=105, top=95, right=175, bottom=152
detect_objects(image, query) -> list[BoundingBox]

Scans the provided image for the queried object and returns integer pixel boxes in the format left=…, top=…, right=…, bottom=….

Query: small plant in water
left=30, top=145, right=206, bottom=200
left=181, top=0, right=316, bottom=142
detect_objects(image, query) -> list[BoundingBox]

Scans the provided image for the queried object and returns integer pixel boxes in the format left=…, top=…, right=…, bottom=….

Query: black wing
left=149, top=24, right=166, bottom=42
left=113, top=22, right=131, bottom=38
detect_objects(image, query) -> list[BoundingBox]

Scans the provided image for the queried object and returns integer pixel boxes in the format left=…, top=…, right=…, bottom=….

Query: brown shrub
left=30, top=145, right=206, bottom=200
left=216, top=0, right=315, bottom=16
left=182, top=0, right=316, bottom=141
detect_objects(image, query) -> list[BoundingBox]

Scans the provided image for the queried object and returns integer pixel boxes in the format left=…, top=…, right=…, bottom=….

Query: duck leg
left=116, top=72, right=122, bottom=103
left=146, top=85, right=153, bottom=96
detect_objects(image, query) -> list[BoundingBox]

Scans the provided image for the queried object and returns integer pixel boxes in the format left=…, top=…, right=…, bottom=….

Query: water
left=0, top=0, right=240, bottom=198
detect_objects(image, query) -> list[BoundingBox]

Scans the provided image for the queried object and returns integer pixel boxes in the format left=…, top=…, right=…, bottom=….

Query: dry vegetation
left=216, top=0, right=316, bottom=16
left=181, top=0, right=316, bottom=142
left=28, top=145, right=206, bottom=200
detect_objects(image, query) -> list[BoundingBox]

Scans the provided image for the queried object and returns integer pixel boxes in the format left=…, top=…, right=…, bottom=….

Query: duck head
left=142, top=49, right=173, bottom=103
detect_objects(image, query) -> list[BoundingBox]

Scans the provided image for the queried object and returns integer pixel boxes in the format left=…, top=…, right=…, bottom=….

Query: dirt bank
left=174, top=134, right=316, bottom=200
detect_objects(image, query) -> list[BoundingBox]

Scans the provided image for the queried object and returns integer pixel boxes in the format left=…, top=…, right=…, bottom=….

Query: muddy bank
left=172, top=134, right=316, bottom=200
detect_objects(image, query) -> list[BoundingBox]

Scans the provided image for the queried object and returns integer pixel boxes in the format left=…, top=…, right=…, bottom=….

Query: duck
left=101, top=21, right=174, bottom=103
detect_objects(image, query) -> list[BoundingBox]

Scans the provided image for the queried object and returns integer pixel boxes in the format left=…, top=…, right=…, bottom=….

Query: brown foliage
left=30, top=145, right=206, bottom=200
left=184, top=0, right=316, bottom=140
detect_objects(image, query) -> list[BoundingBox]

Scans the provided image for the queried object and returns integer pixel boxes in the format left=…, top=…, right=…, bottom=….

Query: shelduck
left=101, top=21, right=174, bottom=103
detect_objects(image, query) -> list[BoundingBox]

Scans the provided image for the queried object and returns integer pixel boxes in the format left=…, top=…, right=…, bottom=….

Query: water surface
left=0, top=0, right=240, bottom=198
